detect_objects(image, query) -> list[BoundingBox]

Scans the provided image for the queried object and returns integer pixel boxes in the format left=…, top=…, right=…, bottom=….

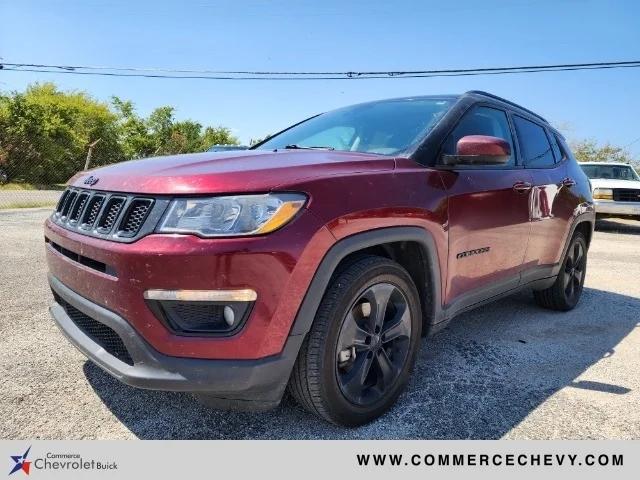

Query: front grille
left=69, top=192, right=89, bottom=223
left=118, top=199, right=154, bottom=237
left=60, top=190, right=78, bottom=217
left=54, top=293, right=134, bottom=366
left=96, top=196, right=126, bottom=233
left=613, top=188, right=640, bottom=202
left=80, top=194, right=105, bottom=229
left=52, top=188, right=169, bottom=242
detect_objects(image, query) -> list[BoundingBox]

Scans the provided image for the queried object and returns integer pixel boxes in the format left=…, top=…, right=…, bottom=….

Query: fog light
left=223, top=306, right=235, bottom=327
left=144, top=290, right=255, bottom=335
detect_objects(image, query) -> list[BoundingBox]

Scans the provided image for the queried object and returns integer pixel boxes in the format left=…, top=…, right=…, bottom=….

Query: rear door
left=512, top=115, right=573, bottom=273
left=439, top=105, right=533, bottom=310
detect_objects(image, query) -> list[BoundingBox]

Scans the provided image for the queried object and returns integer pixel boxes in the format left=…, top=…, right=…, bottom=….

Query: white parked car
left=580, top=162, right=640, bottom=219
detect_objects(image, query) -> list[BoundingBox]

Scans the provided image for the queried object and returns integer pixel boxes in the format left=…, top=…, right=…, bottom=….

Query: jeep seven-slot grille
left=613, top=188, right=640, bottom=203
left=53, top=293, right=134, bottom=366
left=80, top=194, right=105, bottom=229
left=69, top=192, right=89, bottom=223
left=52, top=188, right=163, bottom=242
left=118, top=199, right=153, bottom=236
left=96, top=196, right=126, bottom=232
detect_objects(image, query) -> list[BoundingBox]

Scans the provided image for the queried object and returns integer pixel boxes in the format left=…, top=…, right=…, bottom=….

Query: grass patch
left=0, top=182, right=66, bottom=191
left=0, top=201, right=57, bottom=210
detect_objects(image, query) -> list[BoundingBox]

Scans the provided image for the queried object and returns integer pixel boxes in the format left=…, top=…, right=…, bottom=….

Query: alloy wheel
left=335, top=283, right=412, bottom=406
left=564, top=240, right=586, bottom=303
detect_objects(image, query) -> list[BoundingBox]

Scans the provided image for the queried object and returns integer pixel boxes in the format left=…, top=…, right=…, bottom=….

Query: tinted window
left=556, top=135, right=573, bottom=161
left=256, top=98, right=453, bottom=155
left=442, top=106, right=515, bottom=166
left=548, top=133, right=565, bottom=163
left=581, top=164, right=640, bottom=181
left=513, top=116, right=555, bottom=168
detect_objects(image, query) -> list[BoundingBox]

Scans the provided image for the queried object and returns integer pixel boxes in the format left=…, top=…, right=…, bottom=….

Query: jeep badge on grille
left=83, top=175, right=99, bottom=186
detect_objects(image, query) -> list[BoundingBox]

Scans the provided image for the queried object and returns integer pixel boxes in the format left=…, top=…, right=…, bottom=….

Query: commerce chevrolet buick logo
left=83, top=175, right=99, bottom=186
left=8, top=446, right=31, bottom=476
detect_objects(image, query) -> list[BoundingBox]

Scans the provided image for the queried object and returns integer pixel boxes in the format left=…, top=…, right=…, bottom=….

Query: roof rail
left=465, top=90, right=548, bottom=124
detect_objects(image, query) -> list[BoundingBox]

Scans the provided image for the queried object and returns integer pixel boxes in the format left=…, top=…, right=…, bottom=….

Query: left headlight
left=157, top=193, right=307, bottom=237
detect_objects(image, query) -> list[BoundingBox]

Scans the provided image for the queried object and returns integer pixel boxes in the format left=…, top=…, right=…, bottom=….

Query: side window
left=513, top=116, right=555, bottom=168
left=442, top=106, right=515, bottom=167
left=548, top=132, right=563, bottom=163
left=555, top=134, right=571, bottom=162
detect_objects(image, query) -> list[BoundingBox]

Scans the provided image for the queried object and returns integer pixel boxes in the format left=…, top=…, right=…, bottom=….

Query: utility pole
left=84, top=138, right=101, bottom=170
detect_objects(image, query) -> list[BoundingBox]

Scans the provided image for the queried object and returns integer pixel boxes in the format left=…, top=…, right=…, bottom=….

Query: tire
left=533, top=232, right=588, bottom=311
left=288, top=256, right=422, bottom=426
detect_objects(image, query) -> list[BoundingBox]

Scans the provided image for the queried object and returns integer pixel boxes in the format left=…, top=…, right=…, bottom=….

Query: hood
left=68, top=149, right=395, bottom=194
left=590, top=178, right=640, bottom=190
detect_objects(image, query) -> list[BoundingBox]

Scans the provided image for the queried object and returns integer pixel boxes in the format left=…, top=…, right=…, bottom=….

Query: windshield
left=255, top=98, right=453, bottom=155
left=580, top=164, right=640, bottom=181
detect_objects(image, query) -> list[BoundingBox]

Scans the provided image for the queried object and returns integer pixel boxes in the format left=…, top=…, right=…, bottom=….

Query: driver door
left=438, top=106, right=533, bottom=310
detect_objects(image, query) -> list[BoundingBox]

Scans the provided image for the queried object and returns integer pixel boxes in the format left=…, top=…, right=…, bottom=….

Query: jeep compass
left=45, top=91, right=595, bottom=426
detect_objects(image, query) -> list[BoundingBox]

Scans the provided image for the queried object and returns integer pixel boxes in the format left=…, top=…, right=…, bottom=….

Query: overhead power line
left=2, top=60, right=640, bottom=81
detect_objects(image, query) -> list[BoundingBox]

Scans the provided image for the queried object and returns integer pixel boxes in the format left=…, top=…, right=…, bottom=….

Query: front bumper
left=49, top=274, right=303, bottom=408
left=44, top=211, right=334, bottom=360
left=594, top=200, right=640, bottom=216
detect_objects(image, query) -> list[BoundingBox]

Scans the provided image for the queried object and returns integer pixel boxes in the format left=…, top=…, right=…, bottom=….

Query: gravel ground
left=1, top=209, right=639, bottom=439
left=0, top=190, right=61, bottom=209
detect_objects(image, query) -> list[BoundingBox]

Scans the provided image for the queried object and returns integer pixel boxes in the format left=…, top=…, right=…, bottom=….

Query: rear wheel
left=534, top=232, right=588, bottom=311
left=288, top=256, right=422, bottom=426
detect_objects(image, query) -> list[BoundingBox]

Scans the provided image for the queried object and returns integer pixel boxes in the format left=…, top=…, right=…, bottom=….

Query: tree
left=0, top=82, right=242, bottom=184
left=570, top=139, right=638, bottom=167
left=200, top=126, right=239, bottom=149
left=250, top=134, right=271, bottom=146
left=111, top=96, right=154, bottom=159
left=0, top=83, right=121, bottom=183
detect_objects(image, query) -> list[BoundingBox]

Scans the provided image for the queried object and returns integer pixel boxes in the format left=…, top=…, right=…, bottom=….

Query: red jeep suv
left=45, top=91, right=594, bottom=426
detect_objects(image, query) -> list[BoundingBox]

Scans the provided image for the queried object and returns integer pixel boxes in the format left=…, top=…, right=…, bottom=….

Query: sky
left=1, top=0, right=639, bottom=157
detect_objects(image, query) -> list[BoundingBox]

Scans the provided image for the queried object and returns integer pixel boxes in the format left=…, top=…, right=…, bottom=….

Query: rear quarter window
left=513, top=115, right=555, bottom=168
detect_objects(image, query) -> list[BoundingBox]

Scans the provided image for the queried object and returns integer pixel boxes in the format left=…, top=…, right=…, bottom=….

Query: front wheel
left=288, top=256, right=422, bottom=426
left=534, top=231, right=588, bottom=311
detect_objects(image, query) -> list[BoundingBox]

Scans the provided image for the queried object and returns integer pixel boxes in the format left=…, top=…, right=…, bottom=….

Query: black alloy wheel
left=288, top=256, right=422, bottom=426
left=335, top=283, right=412, bottom=406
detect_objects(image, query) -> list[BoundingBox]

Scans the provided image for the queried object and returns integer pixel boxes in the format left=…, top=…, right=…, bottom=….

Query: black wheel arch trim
left=554, top=210, right=596, bottom=276
left=288, top=226, right=443, bottom=338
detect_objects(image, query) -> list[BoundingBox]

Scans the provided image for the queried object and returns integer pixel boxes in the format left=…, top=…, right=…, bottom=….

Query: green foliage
left=201, top=126, right=239, bottom=150
left=0, top=83, right=120, bottom=183
left=249, top=134, right=271, bottom=146
left=570, top=139, right=637, bottom=166
left=0, top=83, right=239, bottom=184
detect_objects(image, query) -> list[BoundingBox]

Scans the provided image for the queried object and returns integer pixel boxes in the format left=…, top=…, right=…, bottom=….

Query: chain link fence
left=0, top=163, right=66, bottom=210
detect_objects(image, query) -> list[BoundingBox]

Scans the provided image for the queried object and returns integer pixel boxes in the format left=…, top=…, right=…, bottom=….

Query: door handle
left=513, top=181, right=533, bottom=193
left=561, top=177, right=576, bottom=187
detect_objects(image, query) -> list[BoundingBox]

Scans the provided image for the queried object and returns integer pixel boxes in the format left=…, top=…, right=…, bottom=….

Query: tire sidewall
left=316, top=260, right=422, bottom=425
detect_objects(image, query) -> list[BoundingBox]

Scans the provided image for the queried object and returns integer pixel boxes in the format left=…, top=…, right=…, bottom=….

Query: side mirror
left=441, top=135, right=511, bottom=166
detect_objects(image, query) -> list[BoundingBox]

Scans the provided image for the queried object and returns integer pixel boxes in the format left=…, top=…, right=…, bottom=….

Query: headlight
left=593, top=188, right=613, bottom=200
left=158, top=193, right=306, bottom=237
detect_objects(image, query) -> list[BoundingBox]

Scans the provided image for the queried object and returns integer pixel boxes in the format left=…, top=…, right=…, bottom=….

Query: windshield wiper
left=284, top=144, right=335, bottom=150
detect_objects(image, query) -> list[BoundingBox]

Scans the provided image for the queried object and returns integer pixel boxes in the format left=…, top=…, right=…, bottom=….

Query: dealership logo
left=8, top=446, right=31, bottom=476
left=7, top=447, right=117, bottom=475
left=83, top=175, right=99, bottom=186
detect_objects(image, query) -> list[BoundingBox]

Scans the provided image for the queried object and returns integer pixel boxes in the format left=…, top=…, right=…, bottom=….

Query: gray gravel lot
left=0, top=190, right=61, bottom=209
left=1, top=209, right=639, bottom=439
